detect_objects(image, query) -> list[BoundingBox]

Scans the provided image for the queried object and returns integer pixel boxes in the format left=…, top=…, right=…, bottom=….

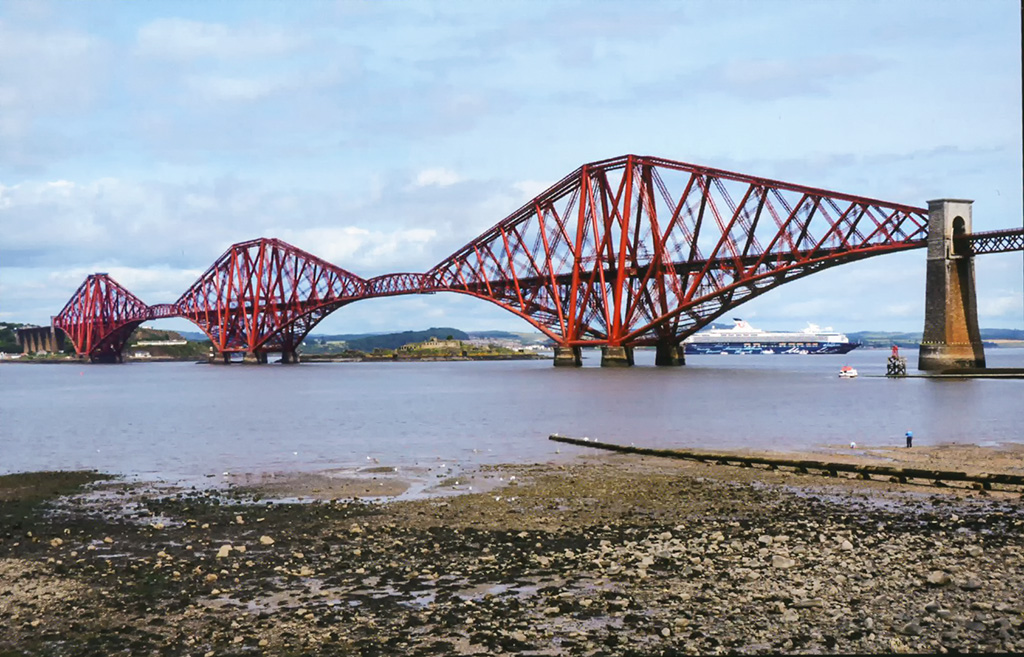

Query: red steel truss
left=53, top=274, right=152, bottom=362
left=175, top=238, right=366, bottom=355
left=427, top=155, right=930, bottom=347
left=50, top=155, right=1022, bottom=362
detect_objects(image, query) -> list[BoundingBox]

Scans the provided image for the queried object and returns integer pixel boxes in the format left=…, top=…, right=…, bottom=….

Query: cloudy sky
left=1, top=0, right=1021, bottom=336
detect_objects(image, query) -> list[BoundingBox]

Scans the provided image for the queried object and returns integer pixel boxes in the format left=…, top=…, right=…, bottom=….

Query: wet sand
left=1, top=443, right=1022, bottom=655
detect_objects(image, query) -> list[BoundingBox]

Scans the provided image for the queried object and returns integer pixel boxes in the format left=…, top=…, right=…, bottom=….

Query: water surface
left=2, top=348, right=1021, bottom=482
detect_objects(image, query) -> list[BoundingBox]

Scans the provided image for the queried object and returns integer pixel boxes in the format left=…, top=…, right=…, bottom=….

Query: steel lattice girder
left=53, top=274, right=151, bottom=360
left=426, top=154, right=929, bottom=346
left=967, top=227, right=1024, bottom=255
left=175, top=238, right=366, bottom=353
left=366, top=273, right=438, bottom=296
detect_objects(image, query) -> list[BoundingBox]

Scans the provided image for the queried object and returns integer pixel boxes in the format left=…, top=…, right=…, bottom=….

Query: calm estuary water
left=2, top=348, right=1022, bottom=483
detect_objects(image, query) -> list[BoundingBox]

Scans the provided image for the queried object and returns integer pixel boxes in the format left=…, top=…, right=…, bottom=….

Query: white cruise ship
left=683, top=319, right=859, bottom=355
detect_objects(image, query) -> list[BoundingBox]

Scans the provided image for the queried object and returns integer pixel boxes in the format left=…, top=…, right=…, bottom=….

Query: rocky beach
left=1, top=444, right=1022, bottom=655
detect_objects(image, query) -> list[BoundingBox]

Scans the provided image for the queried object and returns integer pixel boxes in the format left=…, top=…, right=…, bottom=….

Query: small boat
left=838, top=365, right=858, bottom=378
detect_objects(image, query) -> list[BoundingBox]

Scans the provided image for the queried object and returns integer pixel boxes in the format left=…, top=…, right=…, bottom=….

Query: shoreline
left=2, top=445, right=1022, bottom=655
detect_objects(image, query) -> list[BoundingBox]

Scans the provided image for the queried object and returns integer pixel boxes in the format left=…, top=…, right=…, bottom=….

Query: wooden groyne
left=549, top=435, right=1024, bottom=493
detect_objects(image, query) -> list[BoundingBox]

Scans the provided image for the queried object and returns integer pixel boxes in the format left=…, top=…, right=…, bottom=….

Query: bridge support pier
left=16, top=325, right=66, bottom=355
left=918, top=199, right=986, bottom=371
left=280, top=351, right=301, bottom=364
left=601, top=345, right=634, bottom=367
left=90, top=352, right=123, bottom=364
left=655, top=343, right=685, bottom=366
left=553, top=345, right=582, bottom=367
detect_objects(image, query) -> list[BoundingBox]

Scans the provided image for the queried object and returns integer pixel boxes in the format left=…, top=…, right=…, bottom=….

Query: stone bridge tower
left=918, top=199, right=985, bottom=371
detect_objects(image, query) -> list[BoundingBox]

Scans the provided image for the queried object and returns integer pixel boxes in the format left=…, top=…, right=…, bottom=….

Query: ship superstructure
left=683, top=319, right=859, bottom=355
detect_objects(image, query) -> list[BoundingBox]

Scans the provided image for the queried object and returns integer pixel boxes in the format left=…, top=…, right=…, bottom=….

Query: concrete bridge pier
left=600, top=345, right=634, bottom=367
left=655, top=342, right=685, bottom=366
left=280, top=351, right=301, bottom=364
left=918, top=199, right=986, bottom=371
left=553, top=345, right=582, bottom=367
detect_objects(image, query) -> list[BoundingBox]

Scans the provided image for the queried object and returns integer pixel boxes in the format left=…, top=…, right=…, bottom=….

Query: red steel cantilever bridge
left=51, top=154, right=1024, bottom=365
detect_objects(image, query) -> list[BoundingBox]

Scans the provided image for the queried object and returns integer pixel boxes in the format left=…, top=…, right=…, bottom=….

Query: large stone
left=900, top=621, right=922, bottom=636
left=772, top=555, right=797, bottom=569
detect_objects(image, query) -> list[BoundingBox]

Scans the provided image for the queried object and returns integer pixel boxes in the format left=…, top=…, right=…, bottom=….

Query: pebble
left=6, top=458, right=1023, bottom=656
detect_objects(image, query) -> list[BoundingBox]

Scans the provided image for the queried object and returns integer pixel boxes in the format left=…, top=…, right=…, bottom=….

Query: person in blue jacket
left=905, top=430, right=913, bottom=448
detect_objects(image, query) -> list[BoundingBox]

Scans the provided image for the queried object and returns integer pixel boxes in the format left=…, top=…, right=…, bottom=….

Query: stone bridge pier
left=16, top=325, right=66, bottom=354
left=918, top=199, right=985, bottom=371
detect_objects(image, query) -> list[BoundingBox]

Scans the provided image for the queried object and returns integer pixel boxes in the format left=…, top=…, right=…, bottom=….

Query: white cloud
left=271, top=226, right=438, bottom=274
left=414, top=168, right=464, bottom=188
left=710, top=55, right=884, bottom=100
left=136, top=18, right=304, bottom=60
left=512, top=180, right=553, bottom=201
left=46, top=265, right=204, bottom=301
left=979, top=293, right=1024, bottom=321
left=0, top=19, right=107, bottom=167
left=184, top=74, right=283, bottom=102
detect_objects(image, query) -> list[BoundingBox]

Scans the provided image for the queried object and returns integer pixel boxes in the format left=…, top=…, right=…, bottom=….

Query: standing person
left=905, top=430, right=913, bottom=448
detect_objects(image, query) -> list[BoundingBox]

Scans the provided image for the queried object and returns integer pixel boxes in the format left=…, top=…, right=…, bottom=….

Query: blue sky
left=1, top=0, right=1021, bottom=336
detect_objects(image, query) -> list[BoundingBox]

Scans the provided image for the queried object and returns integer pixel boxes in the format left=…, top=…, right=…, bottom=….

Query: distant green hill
left=128, top=328, right=210, bottom=360
left=848, top=328, right=1024, bottom=348
left=306, top=327, right=469, bottom=352
left=467, top=330, right=521, bottom=340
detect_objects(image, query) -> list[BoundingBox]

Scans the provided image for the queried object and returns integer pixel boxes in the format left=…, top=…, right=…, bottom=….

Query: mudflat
left=1, top=444, right=1022, bottom=655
